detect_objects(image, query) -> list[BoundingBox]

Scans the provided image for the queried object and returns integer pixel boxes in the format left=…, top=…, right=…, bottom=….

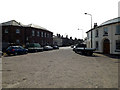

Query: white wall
left=87, top=23, right=120, bottom=54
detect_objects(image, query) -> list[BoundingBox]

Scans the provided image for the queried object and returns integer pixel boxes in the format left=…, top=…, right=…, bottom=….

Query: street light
left=84, top=13, right=93, bottom=48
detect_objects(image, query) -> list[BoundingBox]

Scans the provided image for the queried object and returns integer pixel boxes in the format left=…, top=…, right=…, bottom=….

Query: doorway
left=103, top=39, right=110, bottom=54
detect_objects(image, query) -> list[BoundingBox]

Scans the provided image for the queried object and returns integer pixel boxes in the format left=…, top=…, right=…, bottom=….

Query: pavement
left=1, top=47, right=119, bottom=88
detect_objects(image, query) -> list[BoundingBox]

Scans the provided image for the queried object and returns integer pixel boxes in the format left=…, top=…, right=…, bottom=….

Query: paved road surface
left=2, top=47, right=118, bottom=88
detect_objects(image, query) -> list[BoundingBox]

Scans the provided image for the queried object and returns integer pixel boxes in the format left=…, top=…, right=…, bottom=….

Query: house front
left=86, top=17, right=120, bottom=55
left=2, top=20, right=53, bottom=51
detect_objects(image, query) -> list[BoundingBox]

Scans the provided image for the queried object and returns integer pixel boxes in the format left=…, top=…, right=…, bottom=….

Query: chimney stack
left=94, top=23, right=97, bottom=28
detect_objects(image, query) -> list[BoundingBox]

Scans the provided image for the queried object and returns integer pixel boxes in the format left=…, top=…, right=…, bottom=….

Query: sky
left=0, top=0, right=119, bottom=39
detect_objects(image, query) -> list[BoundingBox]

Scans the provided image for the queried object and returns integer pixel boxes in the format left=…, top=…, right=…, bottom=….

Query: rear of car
left=6, top=46, right=28, bottom=56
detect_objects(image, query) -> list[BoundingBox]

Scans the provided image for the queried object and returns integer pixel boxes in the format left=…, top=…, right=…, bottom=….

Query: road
left=2, top=47, right=118, bottom=88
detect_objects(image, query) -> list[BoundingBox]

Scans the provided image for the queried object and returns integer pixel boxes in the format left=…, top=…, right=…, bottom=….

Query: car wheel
left=86, top=52, right=92, bottom=56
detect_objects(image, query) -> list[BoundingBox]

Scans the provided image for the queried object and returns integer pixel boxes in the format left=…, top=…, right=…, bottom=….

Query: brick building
left=2, top=20, right=53, bottom=50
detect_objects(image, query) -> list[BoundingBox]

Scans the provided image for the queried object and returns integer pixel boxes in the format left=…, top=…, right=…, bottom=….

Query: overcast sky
left=0, top=0, right=119, bottom=39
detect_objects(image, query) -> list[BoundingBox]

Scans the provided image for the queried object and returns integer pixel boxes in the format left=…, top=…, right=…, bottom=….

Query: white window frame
left=41, top=32, right=43, bottom=37
left=32, top=30, right=35, bottom=36
left=5, top=28, right=8, bottom=33
left=44, top=32, right=46, bottom=37
left=103, top=27, right=108, bottom=35
left=16, top=29, right=20, bottom=34
left=37, top=31, right=40, bottom=36
left=116, top=25, right=120, bottom=35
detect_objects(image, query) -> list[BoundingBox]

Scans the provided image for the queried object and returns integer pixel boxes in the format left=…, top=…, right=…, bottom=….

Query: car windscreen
left=28, top=44, right=41, bottom=47
left=34, top=44, right=41, bottom=47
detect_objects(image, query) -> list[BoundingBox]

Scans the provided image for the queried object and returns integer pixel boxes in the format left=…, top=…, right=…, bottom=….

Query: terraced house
left=86, top=17, right=120, bottom=55
left=2, top=20, right=53, bottom=50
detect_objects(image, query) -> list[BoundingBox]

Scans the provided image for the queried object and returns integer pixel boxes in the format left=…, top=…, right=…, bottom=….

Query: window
left=47, top=33, right=49, bottom=38
left=37, top=31, right=40, bottom=36
left=44, top=32, right=46, bottom=37
left=103, top=27, right=108, bottom=35
left=16, top=39, right=20, bottom=43
left=41, top=32, right=43, bottom=37
left=116, top=40, right=120, bottom=50
left=87, top=33, right=89, bottom=39
left=116, top=25, right=120, bottom=35
left=96, top=41, right=99, bottom=50
left=26, top=37, right=28, bottom=41
left=5, top=28, right=8, bottom=33
left=16, top=29, right=20, bottom=34
left=95, top=29, right=99, bottom=37
left=32, top=30, right=35, bottom=36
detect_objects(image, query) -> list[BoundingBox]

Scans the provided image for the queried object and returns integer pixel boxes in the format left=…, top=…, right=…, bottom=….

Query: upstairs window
left=44, top=32, right=46, bottom=37
left=87, top=33, right=89, bottom=39
left=32, top=30, right=35, bottom=36
left=103, top=27, right=108, bottom=36
left=5, top=28, right=8, bottom=33
left=37, top=31, right=40, bottom=36
left=16, top=29, right=20, bottom=34
left=95, top=29, right=99, bottom=37
left=47, top=33, right=49, bottom=38
left=116, top=25, right=120, bottom=35
left=41, top=32, right=43, bottom=37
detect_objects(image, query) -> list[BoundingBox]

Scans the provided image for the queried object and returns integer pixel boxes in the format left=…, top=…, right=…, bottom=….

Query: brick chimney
left=94, top=23, right=97, bottom=28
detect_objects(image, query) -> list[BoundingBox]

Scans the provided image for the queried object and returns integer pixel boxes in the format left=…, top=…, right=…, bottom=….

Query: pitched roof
left=2, top=20, right=24, bottom=26
left=1, top=20, right=51, bottom=32
left=28, top=24, right=47, bottom=30
left=99, top=17, right=120, bottom=27
left=86, top=17, right=120, bottom=33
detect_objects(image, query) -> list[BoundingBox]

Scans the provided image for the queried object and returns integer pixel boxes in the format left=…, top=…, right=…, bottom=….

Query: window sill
left=115, top=50, right=120, bottom=52
left=115, top=34, right=120, bottom=35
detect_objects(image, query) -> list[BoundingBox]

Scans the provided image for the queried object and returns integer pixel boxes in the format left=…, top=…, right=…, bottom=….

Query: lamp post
left=84, top=13, right=93, bottom=48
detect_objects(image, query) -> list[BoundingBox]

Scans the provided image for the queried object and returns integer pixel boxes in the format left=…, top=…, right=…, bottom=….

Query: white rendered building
left=86, top=17, right=120, bottom=55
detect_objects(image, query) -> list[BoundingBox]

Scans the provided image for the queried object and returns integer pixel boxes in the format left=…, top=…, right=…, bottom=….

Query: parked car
left=26, top=43, right=43, bottom=52
left=6, top=46, right=28, bottom=56
left=73, top=44, right=96, bottom=56
left=43, top=46, right=53, bottom=51
left=71, top=45, right=74, bottom=48
left=53, top=45, right=59, bottom=49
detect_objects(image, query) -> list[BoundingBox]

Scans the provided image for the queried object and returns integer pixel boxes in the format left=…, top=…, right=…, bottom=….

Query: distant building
left=53, top=35, right=63, bottom=46
left=86, top=17, right=120, bottom=55
left=2, top=20, right=53, bottom=50
left=53, top=34, right=83, bottom=46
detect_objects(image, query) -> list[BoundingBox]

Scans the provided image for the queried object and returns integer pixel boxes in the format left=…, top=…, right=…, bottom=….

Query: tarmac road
left=2, top=47, right=118, bottom=88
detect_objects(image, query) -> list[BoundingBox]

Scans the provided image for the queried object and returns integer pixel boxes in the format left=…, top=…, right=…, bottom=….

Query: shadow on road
left=103, top=54, right=120, bottom=59
left=75, top=52, right=100, bottom=57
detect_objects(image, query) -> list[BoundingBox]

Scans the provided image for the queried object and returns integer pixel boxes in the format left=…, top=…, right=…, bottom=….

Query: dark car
left=53, top=45, right=59, bottom=49
left=26, top=43, right=43, bottom=52
left=43, top=46, right=53, bottom=51
left=6, top=46, right=28, bottom=56
left=73, top=44, right=96, bottom=56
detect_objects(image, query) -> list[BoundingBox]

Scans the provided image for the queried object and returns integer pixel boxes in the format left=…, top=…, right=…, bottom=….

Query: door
left=103, top=39, right=110, bottom=54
